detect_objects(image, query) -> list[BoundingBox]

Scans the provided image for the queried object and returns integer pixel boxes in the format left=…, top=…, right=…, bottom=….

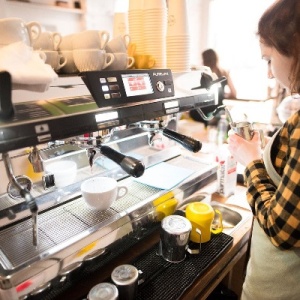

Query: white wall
left=2, top=0, right=117, bottom=35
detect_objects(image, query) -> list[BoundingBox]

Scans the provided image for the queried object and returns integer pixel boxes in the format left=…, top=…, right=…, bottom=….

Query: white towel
left=0, top=42, right=58, bottom=92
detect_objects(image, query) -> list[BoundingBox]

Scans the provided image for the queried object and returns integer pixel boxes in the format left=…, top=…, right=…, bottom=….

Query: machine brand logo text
left=153, top=72, right=169, bottom=77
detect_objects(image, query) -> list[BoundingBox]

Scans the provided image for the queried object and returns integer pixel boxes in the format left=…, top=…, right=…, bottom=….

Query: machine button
left=156, top=81, right=165, bottom=92
left=35, top=123, right=49, bottom=134
left=107, top=77, right=117, bottom=83
left=104, top=94, right=111, bottom=99
left=111, top=92, right=121, bottom=98
left=164, top=79, right=173, bottom=86
left=38, top=133, right=52, bottom=142
left=99, top=78, right=107, bottom=84
left=109, top=84, right=119, bottom=91
left=102, top=85, right=109, bottom=92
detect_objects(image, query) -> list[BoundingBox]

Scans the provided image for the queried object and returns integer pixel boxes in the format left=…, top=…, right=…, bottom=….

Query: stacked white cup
left=58, top=33, right=78, bottom=74
left=105, top=34, right=135, bottom=70
left=128, top=0, right=145, bottom=55
left=0, top=17, right=42, bottom=48
left=166, top=0, right=191, bottom=72
left=143, top=0, right=167, bottom=68
left=62, top=30, right=114, bottom=73
left=33, top=31, right=67, bottom=72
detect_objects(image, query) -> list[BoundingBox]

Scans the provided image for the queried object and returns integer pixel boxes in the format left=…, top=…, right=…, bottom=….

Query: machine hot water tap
left=2, top=152, right=39, bottom=246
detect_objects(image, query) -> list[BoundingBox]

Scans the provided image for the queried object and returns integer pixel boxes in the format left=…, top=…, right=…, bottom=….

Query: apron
left=241, top=129, right=300, bottom=300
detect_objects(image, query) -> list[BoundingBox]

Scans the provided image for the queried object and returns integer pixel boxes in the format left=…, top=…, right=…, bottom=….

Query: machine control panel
left=80, top=69, right=175, bottom=108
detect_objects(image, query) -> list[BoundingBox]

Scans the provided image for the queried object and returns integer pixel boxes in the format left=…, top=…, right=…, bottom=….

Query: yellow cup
left=127, top=42, right=136, bottom=56
left=185, top=202, right=223, bottom=243
left=134, top=54, right=156, bottom=69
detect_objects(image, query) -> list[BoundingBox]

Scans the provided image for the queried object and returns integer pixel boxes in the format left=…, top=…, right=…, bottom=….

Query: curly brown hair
left=258, top=0, right=300, bottom=94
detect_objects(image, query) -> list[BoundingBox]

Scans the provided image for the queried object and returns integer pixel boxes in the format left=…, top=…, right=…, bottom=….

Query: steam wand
left=192, top=72, right=227, bottom=121
left=195, top=105, right=226, bottom=121
left=2, top=152, right=38, bottom=246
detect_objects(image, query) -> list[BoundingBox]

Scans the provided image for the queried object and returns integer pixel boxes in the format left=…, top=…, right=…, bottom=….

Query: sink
left=211, top=201, right=252, bottom=236
left=177, top=196, right=252, bottom=236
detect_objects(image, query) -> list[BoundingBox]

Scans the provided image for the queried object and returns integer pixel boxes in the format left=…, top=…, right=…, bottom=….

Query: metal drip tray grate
left=0, top=181, right=162, bottom=271
left=133, top=233, right=233, bottom=300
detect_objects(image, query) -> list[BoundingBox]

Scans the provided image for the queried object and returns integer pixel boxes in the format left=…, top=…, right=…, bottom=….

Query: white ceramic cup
left=72, top=30, right=110, bottom=50
left=73, top=49, right=114, bottom=72
left=58, top=33, right=76, bottom=51
left=0, top=17, right=41, bottom=47
left=33, top=31, right=62, bottom=51
left=34, top=50, right=47, bottom=62
left=59, top=50, right=79, bottom=74
left=43, top=50, right=67, bottom=71
left=81, top=176, right=128, bottom=210
left=45, top=160, right=77, bottom=188
left=105, top=34, right=131, bottom=53
left=106, top=52, right=135, bottom=70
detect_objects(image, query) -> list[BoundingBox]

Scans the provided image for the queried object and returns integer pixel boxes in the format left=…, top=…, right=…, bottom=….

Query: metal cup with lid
left=111, top=264, right=139, bottom=300
left=87, top=282, right=119, bottom=300
left=159, top=215, right=192, bottom=263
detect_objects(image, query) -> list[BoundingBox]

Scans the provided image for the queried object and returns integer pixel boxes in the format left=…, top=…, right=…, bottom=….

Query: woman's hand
left=227, top=130, right=263, bottom=166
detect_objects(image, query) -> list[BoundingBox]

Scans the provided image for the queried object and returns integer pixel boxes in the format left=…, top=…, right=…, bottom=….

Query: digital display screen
left=121, top=73, right=154, bottom=97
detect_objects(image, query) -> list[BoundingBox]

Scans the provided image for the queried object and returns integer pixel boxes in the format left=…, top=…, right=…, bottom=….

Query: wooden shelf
left=6, top=0, right=84, bottom=15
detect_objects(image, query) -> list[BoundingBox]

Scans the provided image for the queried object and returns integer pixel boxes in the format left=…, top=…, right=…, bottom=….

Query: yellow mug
left=127, top=42, right=136, bottom=57
left=134, top=54, right=156, bottom=69
left=185, top=202, right=223, bottom=243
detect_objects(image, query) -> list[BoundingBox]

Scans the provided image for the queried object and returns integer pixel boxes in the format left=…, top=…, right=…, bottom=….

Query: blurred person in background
left=227, top=0, right=300, bottom=299
left=202, top=48, right=237, bottom=100
left=189, top=48, right=237, bottom=126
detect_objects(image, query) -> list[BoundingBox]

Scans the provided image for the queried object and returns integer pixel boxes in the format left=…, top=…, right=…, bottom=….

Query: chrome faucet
left=28, top=146, right=44, bottom=173
left=2, top=152, right=39, bottom=246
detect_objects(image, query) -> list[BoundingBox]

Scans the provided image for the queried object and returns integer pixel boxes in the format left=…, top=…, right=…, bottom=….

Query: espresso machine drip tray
left=0, top=181, right=161, bottom=271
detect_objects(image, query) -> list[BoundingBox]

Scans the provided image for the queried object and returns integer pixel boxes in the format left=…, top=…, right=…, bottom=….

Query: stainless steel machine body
left=0, top=70, right=219, bottom=299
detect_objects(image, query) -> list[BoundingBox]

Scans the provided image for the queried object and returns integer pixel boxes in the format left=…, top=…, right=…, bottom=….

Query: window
left=207, top=0, right=275, bottom=100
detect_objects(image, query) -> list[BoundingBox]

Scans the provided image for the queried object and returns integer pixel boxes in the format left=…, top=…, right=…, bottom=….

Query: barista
left=228, top=0, right=300, bottom=299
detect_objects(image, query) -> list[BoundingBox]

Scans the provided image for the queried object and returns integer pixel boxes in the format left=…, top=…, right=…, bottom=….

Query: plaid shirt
left=244, top=111, right=300, bottom=249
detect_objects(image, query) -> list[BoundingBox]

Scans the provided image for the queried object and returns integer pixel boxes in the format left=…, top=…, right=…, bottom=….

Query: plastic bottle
left=217, top=114, right=229, bottom=146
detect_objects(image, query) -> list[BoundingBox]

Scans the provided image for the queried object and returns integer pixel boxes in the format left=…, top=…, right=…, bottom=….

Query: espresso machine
left=0, top=69, right=220, bottom=299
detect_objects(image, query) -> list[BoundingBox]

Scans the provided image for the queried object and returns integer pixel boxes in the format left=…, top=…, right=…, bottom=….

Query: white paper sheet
left=134, top=162, right=195, bottom=190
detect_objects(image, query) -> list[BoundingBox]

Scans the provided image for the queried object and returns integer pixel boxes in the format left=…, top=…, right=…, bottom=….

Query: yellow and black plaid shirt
left=244, top=111, right=300, bottom=249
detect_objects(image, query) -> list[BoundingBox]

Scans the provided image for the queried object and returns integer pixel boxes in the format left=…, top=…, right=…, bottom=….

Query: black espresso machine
left=0, top=69, right=221, bottom=299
